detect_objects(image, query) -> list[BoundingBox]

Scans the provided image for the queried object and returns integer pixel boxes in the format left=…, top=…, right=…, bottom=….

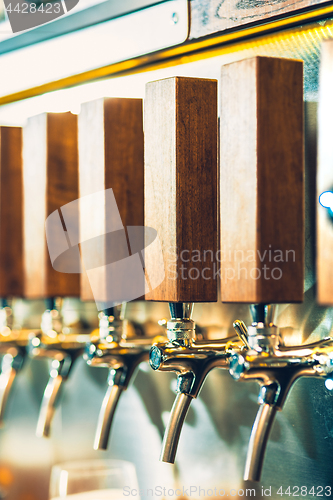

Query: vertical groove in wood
left=23, top=112, right=80, bottom=298
left=78, top=98, right=144, bottom=303
left=0, top=127, right=24, bottom=297
left=220, top=56, right=304, bottom=303
left=145, top=76, right=218, bottom=302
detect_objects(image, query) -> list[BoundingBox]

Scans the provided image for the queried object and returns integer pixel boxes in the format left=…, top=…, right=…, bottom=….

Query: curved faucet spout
left=0, top=367, right=16, bottom=425
left=244, top=403, right=277, bottom=482
left=86, top=308, right=161, bottom=451
left=0, top=350, right=24, bottom=425
left=93, top=367, right=126, bottom=450
left=36, top=373, right=64, bottom=438
left=94, top=382, right=124, bottom=451
left=35, top=355, right=75, bottom=438
left=160, top=392, right=192, bottom=464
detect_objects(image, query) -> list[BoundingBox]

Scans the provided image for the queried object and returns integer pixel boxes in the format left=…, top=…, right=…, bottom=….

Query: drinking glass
left=49, top=459, right=139, bottom=500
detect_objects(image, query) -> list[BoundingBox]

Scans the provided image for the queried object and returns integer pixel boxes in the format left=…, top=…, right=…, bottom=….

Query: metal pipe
left=244, top=403, right=277, bottom=482
left=160, top=392, right=192, bottom=464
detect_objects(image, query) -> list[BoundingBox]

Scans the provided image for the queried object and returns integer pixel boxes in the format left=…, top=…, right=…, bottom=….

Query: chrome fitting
left=247, top=324, right=280, bottom=353
left=166, top=318, right=195, bottom=344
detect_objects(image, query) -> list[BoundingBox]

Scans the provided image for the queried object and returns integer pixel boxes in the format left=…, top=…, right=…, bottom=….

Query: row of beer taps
left=0, top=48, right=333, bottom=486
left=2, top=299, right=333, bottom=483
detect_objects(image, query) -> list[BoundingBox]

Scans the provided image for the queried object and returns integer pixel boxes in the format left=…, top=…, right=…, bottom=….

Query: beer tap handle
left=0, top=127, right=25, bottom=426
left=23, top=112, right=80, bottom=299
left=145, top=76, right=218, bottom=462
left=220, top=56, right=304, bottom=304
left=221, top=56, right=304, bottom=481
left=144, top=77, right=218, bottom=303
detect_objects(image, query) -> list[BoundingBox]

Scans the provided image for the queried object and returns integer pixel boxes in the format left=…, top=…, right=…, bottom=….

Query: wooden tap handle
left=0, top=127, right=23, bottom=297
left=220, top=56, right=304, bottom=303
left=23, top=112, right=79, bottom=298
left=78, top=98, right=144, bottom=307
left=144, top=77, right=218, bottom=302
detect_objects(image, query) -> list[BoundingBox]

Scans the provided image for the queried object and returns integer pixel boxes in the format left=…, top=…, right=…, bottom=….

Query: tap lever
left=233, top=320, right=251, bottom=350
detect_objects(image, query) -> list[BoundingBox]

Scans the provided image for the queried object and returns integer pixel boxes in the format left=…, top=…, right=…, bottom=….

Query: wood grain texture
left=23, top=112, right=79, bottom=298
left=78, top=98, right=144, bottom=303
left=190, top=0, right=329, bottom=39
left=317, top=40, right=333, bottom=305
left=0, top=127, right=24, bottom=297
left=220, top=56, right=304, bottom=303
left=145, top=77, right=218, bottom=302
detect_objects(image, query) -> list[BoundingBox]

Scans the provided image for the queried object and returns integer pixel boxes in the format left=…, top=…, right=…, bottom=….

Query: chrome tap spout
left=245, top=403, right=277, bottom=482
left=0, top=348, right=24, bottom=425
left=160, top=392, right=192, bottom=463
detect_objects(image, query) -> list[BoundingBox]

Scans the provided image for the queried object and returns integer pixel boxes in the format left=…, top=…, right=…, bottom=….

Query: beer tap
left=84, top=303, right=162, bottom=450
left=78, top=97, right=165, bottom=450
left=228, top=307, right=333, bottom=482
left=144, top=76, right=243, bottom=463
left=0, top=126, right=29, bottom=425
left=0, top=299, right=27, bottom=425
left=23, top=112, right=89, bottom=437
left=149, top=302, right=241, bottom=463
left=219, top=56, right=313, bottom=481
left=28, top=298, right=88, bottom=437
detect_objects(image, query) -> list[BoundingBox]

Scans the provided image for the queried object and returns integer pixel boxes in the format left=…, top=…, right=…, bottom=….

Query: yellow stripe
left=1, top=3, right=333, bottom=106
